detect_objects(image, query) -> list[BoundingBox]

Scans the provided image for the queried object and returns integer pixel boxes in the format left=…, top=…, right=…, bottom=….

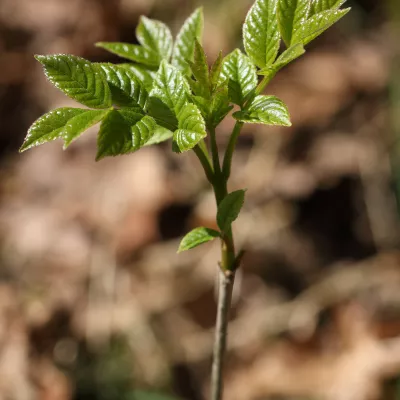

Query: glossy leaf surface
left=36, top=55, right=111, bottom=109
left=243, top=0, right=280, bottom=68
left=310, top=0, right=346, bottom=15
left=178, top=227, right=220, bottom=252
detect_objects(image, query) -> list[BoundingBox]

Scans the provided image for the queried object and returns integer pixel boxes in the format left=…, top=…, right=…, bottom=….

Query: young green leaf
left=220, top=49, right=258, bottom=107
left=217, top=190, right=246, bottom=233
left=131, top=115, right=158, bottom=148
left=96, top=42, right=159, bottom=67
left=278, top=0, right=311, bottom=47
left=120, top=64, right=156, bottom=91
left=136, top=16, right=173, bottom=61
left=150, top=60, right=190, bottom=116
left=20, top=108, right=87, bottom=152
left=310, top=0, right=346, bottom=16
left=209, top=86, right=233, bottom=128
left=144, top=126, right=174, bottom=146
left=172, top=8, right=204, bottom=75
left=173, top=103, right=207, bottom=152
left=291, top=8, right=350, bottom=45
left=233, top=95, right=291, bottom=126
left=96, top=109, right=143, bottom=160
left=258, top=42, right=305, bottom=80
left=210, top=51, right=224, bottom=90
left=98, top=63, right=148, bottom=109
left=35, top=55, right=111, bottom=109
left=243, top=0, right=280, bottom=68
left=178, top=227, right=220, bottom=252
left=188, top=40, right=210, bottom=98
left=146, top=96, right=179, bottom=131
left=63, top=109, right=110, bottom=148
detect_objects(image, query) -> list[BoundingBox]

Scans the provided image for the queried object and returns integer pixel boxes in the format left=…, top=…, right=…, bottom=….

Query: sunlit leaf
left=243, top=0, right=280, bottom=68
left=131, top=114, right=158, bottom=148
left=217, top=190, right=246, bottom=233
left=35, top=54, right=111, bottom=109
left=178, top=227, right=220, bottom=252
left=310, top=0, right=346, bottom=16
left=172, top=8, right=204, bottom=75
left=233, top=95, right=291, bottom=126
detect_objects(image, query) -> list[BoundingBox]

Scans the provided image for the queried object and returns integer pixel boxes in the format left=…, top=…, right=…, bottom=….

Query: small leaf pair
left=178, top=189, right=246, bottom=252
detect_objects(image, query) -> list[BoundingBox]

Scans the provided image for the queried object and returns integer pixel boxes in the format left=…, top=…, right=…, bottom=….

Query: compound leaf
left=98, top=63, right=148, bottom=109
left=96, top=109, right=143, bottom=160
left=233, top=95, right=291, bottom=126
left=292, top=7, right=350, bottom=45
left=96, top=42, right=159, bottom=67
left=217, top=190, right=246, bottom=233
left=243, top=0, right=280, bottom=68
left=278, top=0, right=311, bottom=47
left=173, top=103, right=207, bottom=152
left=136, top=16, right=173, bottom=61
left=172, top=8, right=203, bottom=75
left=63, top=109, right=110, bottom=148
left=178, top=227, right=220, bottom=252
left=35, top=54, right=111, bottom=109
left=20, top=108, right=87, bottom=152
left=220, top=49, right=257, bottom=107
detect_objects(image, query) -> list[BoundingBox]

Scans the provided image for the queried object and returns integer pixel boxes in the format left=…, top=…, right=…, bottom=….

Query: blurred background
left=0, top=0, right=400, bottom=399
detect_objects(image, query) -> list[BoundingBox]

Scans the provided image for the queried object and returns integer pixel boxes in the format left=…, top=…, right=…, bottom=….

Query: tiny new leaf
left=172, top=7, right=204, bottom=75
left=35, top=55, right=111, bottom=109
left=233, top=95, right=291, bottom=126
left=178, top=227, right=220, bottom=252
left=220, top=49, right=258, bottom=107
left=188, top=40, right=210, bottom=98
left=136, top=16, right=173, bottom=61
left=278, top=0, right=311, bottom=47
left=217, top=190, right=246, bottom=233
left=243, top=0, right=280, bottom=68
left=173, top=103, right=207, bottom=152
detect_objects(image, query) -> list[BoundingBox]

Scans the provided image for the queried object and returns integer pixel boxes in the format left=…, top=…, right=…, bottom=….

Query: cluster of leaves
left=20, top=0, right=350, bottom=249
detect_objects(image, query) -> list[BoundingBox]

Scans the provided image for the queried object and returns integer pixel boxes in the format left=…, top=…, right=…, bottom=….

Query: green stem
left=210, top=126, right=222, bottom=176
left=222, top=121, right=243, bottom=180
left=193, top=143, right=214, bottom=184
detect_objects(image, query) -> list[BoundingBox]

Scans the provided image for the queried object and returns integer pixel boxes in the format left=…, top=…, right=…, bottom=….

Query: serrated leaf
left=144, top=126, right=173, bottom=146
left=150, top=60, right=190, bottom=116
left=258, top=42, right=305, bottom=79
left=35, top=55, right=111, bottom=109
left=178, top=227, right=220, bottom=252
left=220, top=49, right=258, bottom=107
left=210, top=51, right=224, bottom=90
left=172, top=8, right=203, bottom=75
left=243, top=0, right=280, bottom=68
left=96, top=42, right=159, bottom=67
left=292, top=8, right=350, bottom=45
left=217, top=190, right=246, bottom=233
left=131, top=115, right=157, bottom=148
left=310, top=0, right=346, bottom=16
left=120, top=64, right=156, bottom=91
left=146, top=96, right=179, bottom=131
left=20, top=108, right=86, bottom=152
left=209, top=85, right=233, bottom=128
left=63, top=109, right=110, bottom=148
left=233, top=95, right=291, bottom=126
left=136, top=16, right=173, bottom=61
left=97, top=63, right=148, bottom=109
left=173, top=103, right=207, bottom=152
left=278, top=0, right=311, bottom=47
left=96, top=109, right=143, bottom=160
left=188, top=40, right=210, bottom=98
